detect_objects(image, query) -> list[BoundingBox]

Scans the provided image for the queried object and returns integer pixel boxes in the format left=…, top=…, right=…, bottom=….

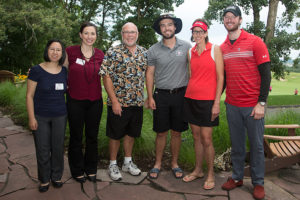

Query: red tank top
left=185, top=42, right=216, bottom=100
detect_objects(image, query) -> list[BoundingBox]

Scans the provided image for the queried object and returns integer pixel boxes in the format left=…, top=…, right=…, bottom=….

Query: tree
left=111, top=0, right=184, bottom=49
left=0, top=0, right=76, bottom=73
left=0, top=0, right=184, bottom=73
left=204, top=0, right=299, bottom=79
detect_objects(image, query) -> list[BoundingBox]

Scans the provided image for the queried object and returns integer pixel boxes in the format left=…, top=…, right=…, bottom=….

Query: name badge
left=76, top=58, right=85, bottom=65
left=175, top=50, right=184, bottom=56
left=55, top=83, right=64, bottom=90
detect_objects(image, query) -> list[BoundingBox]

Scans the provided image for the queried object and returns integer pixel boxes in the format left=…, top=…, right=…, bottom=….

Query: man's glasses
left=122, top=31, right=137, bottom=35
left=224, top=15, right=238, bottom=21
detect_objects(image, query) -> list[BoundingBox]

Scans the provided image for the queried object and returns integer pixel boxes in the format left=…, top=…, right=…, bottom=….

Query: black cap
left=152, top=13, right=182, bottom=35
left=223, top=5, right=242, bottom=17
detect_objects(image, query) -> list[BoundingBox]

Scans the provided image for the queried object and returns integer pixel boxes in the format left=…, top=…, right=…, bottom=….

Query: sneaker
left=253, top=185, right=265, bottom=200
left=122, top=161, right=141, bottom=176
left=222, top=177, right=243, bottom=191
left=108, top=164, right=122, bottom=181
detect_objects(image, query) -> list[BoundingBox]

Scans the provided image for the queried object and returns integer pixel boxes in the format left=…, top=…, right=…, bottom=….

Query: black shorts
left=153, top=87, right=188, bottom=133
left=106, top=106, right=143, bottom=140
left=183, top=97, right=219, bottom=127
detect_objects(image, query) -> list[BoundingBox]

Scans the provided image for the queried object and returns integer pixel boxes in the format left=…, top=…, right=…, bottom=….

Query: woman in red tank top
left=182, top=19, right=224, bottom=190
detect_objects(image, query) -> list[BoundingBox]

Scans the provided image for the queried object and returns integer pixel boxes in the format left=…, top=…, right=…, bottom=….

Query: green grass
left=267, top=95, right=300, bottom=106
left=0, top=82, right=28, bottom=126
left=269, top=72, right=300, bottom=95
left=265, top=110, right=300, bottom=136
left=0, top=72, right=300, bottom=170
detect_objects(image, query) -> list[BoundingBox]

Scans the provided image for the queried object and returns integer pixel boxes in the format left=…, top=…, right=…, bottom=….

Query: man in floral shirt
left=100, top=22, right=147, bottom=181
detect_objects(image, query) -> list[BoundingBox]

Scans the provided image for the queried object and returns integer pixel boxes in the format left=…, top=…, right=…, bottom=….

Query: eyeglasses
left=192, top=30, right=205, bottom=35
left=224, top=15, right=238, bottom=21
left=122, top=31, right=137, bottom=35
left=49, top=48, right=62, bottom=52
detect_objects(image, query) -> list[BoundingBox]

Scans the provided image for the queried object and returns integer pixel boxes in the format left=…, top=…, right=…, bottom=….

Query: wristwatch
left=259, top=102, right=266, bottom=106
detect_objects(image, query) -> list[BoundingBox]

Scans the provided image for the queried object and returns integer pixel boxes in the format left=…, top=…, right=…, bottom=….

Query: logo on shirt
left=176, top=50, right=183, bottom=56
left=262, top=54, right=267, bottom=59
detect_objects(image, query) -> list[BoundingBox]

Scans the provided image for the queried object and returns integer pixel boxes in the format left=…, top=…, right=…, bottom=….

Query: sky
left=168, top=0, right=299, bottom=59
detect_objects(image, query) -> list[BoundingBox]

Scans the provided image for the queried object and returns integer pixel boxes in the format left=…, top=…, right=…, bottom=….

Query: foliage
left=111, top=0, right=185, bottom=49
left=0, top=82, right=18, bottom=107
left=204, top=0, right=300, bottom=79
left=0, top=82, right=27, bottom=126
left=0, top=0, right=77, bottom=74
left=0, top=0, right=185, bottom=71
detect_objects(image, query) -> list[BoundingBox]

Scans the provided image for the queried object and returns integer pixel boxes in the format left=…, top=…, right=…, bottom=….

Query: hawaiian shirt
left=100, top=44, right=147, bottom=107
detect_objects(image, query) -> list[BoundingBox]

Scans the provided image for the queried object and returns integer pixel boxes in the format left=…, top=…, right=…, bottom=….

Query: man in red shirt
left=220, top=5, right=271, bottom=200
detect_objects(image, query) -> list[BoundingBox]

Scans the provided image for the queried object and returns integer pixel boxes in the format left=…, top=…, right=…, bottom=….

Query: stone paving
left=0, top=111, right=299, bottom=200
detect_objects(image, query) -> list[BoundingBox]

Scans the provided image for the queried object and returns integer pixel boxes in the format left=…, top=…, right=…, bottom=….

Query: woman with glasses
left=65, top=22, right=104, bottom=183
left=182, top=19, right=224, bottom=190
left=26, top=39, right=67, bottom=192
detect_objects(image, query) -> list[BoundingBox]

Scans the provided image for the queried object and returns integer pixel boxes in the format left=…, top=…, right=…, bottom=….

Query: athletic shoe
left=122, top=161, right=141, bottom=176
left=108, top=164, right=122, bottom=181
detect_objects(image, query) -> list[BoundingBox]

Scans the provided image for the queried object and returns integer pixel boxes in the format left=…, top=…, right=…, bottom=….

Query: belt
left=155, top=86, right=186, bottom=94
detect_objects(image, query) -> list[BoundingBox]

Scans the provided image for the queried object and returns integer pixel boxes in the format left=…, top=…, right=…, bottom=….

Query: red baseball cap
left=190, top=21, right=208, bottom=31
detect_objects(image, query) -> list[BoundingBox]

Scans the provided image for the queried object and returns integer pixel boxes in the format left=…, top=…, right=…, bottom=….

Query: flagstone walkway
left=0, top=111, right=299, bottom=200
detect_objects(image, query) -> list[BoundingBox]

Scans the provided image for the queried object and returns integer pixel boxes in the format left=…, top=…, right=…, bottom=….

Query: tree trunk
left=265, top=0, right=279, bottom=45
left=251, top=1, right=261, bottom=36
left=99, top=2, right=107, bottom=44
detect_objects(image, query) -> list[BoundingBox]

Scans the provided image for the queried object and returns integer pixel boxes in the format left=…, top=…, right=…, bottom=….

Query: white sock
left=124, top=157, right=132, bottom=164
left=109, top=160, right=117, bottom=166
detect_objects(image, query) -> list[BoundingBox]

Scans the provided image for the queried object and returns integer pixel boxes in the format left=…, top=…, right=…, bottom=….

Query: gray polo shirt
left=148, top=37, right=191, bottom=89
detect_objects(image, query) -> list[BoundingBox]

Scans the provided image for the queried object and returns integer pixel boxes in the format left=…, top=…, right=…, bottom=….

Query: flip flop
left=203, top=180, right=215, bottom=190
left=172, top=167, right=183, bottom=179
left=148, top=168, right=160, bottom=179
left=182, top=173, right=204, bottom=182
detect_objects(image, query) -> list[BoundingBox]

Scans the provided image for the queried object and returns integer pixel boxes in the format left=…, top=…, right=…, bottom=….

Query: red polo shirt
left=66, top=45, right=104, bottom=101
left=221, top=30, right=270, bottom=107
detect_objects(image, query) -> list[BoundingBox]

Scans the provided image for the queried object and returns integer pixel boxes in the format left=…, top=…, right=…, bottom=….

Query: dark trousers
left=33, top=114, right=67, bottom=183
left=67, top=94, right=103, bottom=177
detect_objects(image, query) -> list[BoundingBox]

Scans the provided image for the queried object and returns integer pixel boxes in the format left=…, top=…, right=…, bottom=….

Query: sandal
left=172, top=167, right=183, bottom=179
left=203, top=180, right=215, bottom=190
left=182, top=173, right=204, bottom=182
left=148, top=168, right=160, bottom=179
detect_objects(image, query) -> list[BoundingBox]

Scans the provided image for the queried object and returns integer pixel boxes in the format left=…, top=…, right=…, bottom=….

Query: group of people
left=26, top=5, right=271, bottom=200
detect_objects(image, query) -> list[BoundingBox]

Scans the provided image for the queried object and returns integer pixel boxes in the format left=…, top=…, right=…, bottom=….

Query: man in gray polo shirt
left=146, top=13, right=191, bottom=179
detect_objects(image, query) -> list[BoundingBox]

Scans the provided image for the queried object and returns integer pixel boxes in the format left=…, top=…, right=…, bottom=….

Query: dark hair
left=80, top=21, right=97, bottom=35
left=190, top=18, right=209, bottom=43
left=43, top=39, right=66, bottom=66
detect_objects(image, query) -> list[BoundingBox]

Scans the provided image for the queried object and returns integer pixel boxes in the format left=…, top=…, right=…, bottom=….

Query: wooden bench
left=0, top=70, right=15, bottom=83
left=244, top=124, right=300, bottom=176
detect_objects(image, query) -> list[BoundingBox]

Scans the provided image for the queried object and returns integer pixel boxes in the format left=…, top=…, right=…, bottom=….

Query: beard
left=224, top=22, right=240, bottom=32
left=162, top=32, right=175, bottom=39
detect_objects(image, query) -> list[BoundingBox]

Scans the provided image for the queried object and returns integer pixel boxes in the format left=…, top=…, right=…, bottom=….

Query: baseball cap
left=223, top=5, right=242, bottom=17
